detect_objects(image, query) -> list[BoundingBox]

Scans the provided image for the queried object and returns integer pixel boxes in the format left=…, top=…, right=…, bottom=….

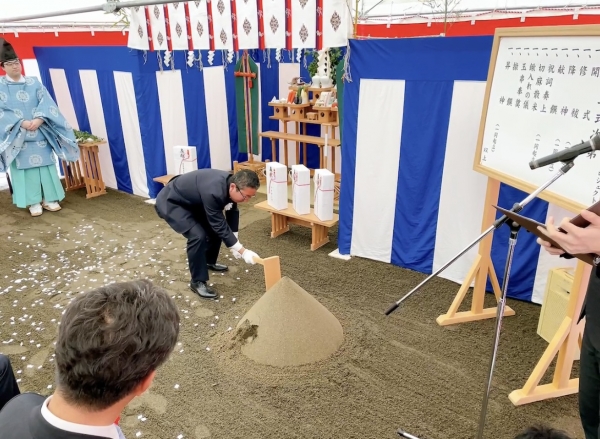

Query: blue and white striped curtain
left=339, top=37, right=579, bottom=303
left=34, top=47, right=340, bottom=199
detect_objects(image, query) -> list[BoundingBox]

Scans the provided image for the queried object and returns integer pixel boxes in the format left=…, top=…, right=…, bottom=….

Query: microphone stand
left=388, top=157, right=576, bottom=439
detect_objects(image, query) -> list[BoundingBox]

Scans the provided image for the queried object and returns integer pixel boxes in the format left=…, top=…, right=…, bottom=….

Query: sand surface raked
left=234, top=276, right=344, bottom=367
left=0, top=189, right=585, bottom=438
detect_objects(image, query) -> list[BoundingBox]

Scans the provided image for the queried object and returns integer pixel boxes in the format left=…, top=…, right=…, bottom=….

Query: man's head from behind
left=229, top=169, right=260, bottom=203
left=514, top=425, right=572, bottom=439
left=54, top=279, right=180, bottom=411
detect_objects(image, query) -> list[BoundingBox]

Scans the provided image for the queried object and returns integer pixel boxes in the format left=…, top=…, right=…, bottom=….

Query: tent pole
left=353, top=0, right=359, bottom=38
left=363, top=3, right=600, bottom=19
left=0, top=0, right=181, bottom=23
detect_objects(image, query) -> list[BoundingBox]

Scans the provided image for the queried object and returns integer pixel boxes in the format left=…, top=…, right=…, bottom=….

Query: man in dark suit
left=155, top=168, right=261, bottom=299
left=0, top=279, right=180, bottom=439
left=0, top=354, right=20, bottom=411
left=537, top=209, right=600, bottom=439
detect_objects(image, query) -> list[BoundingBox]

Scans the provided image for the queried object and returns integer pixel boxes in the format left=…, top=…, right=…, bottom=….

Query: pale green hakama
left=9, top=161, right=65, bottom=208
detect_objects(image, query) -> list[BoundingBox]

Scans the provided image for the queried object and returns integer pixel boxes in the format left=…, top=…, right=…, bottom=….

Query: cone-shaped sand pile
left=234, top=276, right=344, bottom=367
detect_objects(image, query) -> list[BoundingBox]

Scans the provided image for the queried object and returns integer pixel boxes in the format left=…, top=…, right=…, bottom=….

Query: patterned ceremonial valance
left=126, top=0, right=350, bottom=53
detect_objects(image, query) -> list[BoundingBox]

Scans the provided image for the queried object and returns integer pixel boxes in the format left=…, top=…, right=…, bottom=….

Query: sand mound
left=234, top=276, right=344, bottom=367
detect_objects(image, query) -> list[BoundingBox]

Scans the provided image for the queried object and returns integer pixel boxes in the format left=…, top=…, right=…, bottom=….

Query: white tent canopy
left=358, top=0, right=600, bottom=24
left=1, top=0, right=598, bottom=30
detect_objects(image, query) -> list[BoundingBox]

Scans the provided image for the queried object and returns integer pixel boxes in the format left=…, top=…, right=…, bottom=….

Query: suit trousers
left=0, top=354, right=20, bottom=412
left=182, top=219, right=222, bottom=283
left=580, top=329, right=600, bottom=439
left=580, top=271, right=600, bottom=439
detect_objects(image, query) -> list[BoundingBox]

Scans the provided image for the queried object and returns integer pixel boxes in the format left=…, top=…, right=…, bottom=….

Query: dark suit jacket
left=580, top=265, right=600, bottom=340
left=155, top=169, right=240, bottom=248
left=0, top=393, right=112, bottom=439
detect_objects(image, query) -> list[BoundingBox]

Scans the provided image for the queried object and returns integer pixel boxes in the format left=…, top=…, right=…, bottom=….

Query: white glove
left=242, top=249, right=259, bottom=265
left=233, top=232, right=239, bottom=238
left=230, top=249, right=243, bottom=259
left=229, top=241, right=243, bottom=259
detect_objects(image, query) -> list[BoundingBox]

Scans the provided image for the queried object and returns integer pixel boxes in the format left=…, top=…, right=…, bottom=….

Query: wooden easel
left=437, top=178, right=515, bottom=326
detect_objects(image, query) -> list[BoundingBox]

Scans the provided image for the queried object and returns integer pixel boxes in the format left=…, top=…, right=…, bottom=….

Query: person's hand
left=537, top=210, right=600, bottom=255
left=28, top=118, right=43, bottom=130
left=230, top=248, right=243, bottom=259
left=20, top=120, right=32, bottom=129
left=536, top=237, right=565, bottom=256
left=242, top=249, right=259, bottom=265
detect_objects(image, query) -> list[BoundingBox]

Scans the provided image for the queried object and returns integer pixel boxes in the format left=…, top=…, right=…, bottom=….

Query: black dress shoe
left=207, top=263, right=228, bottom=272
left=190, top=281, right=218, bottom=299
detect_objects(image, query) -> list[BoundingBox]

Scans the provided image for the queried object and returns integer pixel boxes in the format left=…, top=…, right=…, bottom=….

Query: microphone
left=529, top=133, right=600, bottom=169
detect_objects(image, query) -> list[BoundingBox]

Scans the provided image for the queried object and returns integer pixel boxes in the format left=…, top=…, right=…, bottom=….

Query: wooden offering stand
left=62, top=141, right=107, bottom=199
left=265, top=85, right=341, bottom=199
left=254, top=200, right=339, bottom=251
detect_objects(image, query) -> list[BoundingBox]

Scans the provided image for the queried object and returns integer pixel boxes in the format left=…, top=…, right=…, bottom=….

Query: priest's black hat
left=0, top=38, right=18, bottom=64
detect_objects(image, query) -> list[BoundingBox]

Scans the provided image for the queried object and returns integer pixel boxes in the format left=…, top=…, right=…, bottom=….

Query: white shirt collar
left=40, top=396, right=121, bottom=439
left=5, top=74, right=24, bottom=83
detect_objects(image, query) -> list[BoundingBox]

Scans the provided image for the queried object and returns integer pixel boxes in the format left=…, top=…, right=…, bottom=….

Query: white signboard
left=476, top=28, right=600, bottom=212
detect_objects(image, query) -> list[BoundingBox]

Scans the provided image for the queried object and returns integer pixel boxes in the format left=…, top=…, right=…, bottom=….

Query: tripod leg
left=476, top=220, right=521, bottom=439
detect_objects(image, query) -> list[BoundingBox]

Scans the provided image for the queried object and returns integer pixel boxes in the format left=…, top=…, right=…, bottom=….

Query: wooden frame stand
left=508, top=262, right=588, bottom=405
left=254, top=200, right=339, bottom=251
left=62, top=141, right=107, bottom=199
left=437, top=179, right=515, bottom=326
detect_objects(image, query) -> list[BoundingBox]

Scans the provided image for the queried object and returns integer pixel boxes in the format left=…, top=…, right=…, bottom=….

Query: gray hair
left=231, top=169, right=260, bottom=190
